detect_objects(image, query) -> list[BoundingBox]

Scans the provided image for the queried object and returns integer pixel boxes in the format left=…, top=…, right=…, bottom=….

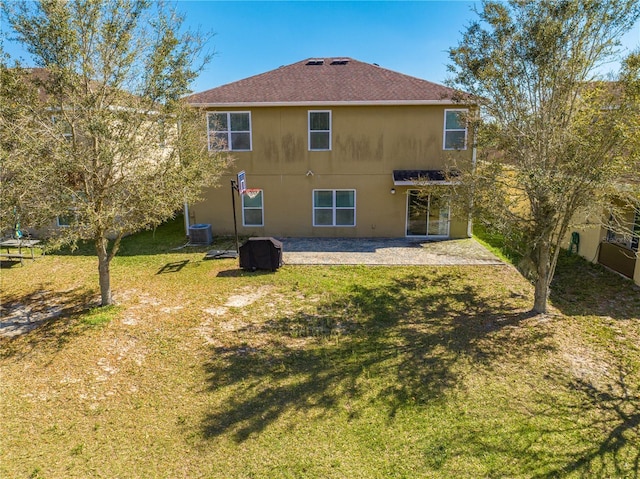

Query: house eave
left=188, top=100, right=474, bottom=108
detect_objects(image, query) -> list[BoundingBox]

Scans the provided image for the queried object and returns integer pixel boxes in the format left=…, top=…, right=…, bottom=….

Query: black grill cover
left=239, top=237, right=283, bottom=271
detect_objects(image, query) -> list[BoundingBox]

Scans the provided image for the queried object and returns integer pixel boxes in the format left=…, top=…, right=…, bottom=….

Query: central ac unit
left=189, top=223, right=213, bottom=245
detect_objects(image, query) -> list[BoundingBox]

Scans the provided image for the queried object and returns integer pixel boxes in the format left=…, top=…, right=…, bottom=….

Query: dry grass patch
left=1, top=220, right=639, bottom=478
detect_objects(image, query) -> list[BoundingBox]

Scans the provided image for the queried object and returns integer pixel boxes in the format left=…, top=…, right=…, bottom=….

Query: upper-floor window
left=208, top=112, right=251, bottom=151
left=313, top=189, right=355, bottom=226
left=309, top=110, right=331, bottom=151
left=443, top=109, right=467, bottom=150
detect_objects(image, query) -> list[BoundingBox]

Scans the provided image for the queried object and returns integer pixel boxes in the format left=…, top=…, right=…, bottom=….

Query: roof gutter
left=188, top=100, right=476, bottom=108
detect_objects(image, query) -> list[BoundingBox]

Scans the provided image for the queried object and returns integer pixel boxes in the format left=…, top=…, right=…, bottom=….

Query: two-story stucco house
left=186, top=57, right=475, bottom=239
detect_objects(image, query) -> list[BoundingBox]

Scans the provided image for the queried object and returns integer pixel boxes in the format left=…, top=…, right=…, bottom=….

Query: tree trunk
left=533, top=243, right=551, bottom=314
left=96, top=237, right=112, bottom=306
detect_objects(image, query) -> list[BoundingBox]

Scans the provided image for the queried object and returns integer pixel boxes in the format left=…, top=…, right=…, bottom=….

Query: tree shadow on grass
left=201, top=269, right=548, bottom=443
left=0, top=287, right=99, bottom=358
left=551, top=253, right=640, bottom=320
left=531, top=368, right=640, bottom=478
left=467, top=362, right=640, bottom=479
left=446, top=365, right=640, bottom=478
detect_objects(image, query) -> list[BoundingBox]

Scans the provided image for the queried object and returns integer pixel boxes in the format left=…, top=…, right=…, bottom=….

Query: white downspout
left=468, top=122, right=478, bottom=238
left=184, top=202, right=190, bottom=236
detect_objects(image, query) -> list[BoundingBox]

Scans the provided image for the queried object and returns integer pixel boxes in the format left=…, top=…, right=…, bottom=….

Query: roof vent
left=330, top=58, right=349, bottom=65
left=306, top=59, right=324, bottom=66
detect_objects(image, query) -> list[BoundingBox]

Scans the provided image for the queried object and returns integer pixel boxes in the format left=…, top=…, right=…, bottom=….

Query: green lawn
left=1, top=219, right=639, bottom=478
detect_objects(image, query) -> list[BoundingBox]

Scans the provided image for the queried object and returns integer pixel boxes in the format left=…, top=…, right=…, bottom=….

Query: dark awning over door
left=392, top=169, right=459, bottom=186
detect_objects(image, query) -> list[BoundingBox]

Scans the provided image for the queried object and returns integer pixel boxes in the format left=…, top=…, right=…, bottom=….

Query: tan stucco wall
left=566, top=221, right=606, bottom=264
left=566, top=210, right=640, bottom=287
left=191, top=104, right=473, bottom=238
left=191, top=177, right=468, bottom=238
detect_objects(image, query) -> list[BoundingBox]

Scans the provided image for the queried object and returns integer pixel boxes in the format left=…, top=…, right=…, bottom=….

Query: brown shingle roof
left=187, top=58, right=470, bottom=106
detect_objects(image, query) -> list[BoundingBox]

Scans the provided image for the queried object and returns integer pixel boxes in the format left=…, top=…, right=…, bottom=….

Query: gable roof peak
left=187, top=57, right=471, bottom=106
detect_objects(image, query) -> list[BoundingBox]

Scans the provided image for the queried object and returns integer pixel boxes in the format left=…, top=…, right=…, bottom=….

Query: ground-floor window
left=406, top=190, right=450, bottom=237
left=242, top=190, right=264, bottom=226
left=313, top=189, right=356, bottom=227
left=56, top=216, right=72, bottom=227
left=57, top=209, right=78, bottom=227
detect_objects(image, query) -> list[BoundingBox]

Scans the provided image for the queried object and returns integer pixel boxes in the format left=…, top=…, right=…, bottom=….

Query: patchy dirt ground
left=0, top=289, right=85, bottom=337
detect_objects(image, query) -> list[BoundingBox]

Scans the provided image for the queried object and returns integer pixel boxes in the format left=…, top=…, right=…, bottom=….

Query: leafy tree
left=447, top=0, right=640, bottom=313
left=1, top=0, right=229, bottom=306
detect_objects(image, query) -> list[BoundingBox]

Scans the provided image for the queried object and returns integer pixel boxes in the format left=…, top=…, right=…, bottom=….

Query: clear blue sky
left=183, top=0, right=481, bottom=92
left=4, top=1, right=639, bottom=93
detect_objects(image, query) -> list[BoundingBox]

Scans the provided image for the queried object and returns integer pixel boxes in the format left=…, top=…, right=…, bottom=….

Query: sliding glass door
left=406, top=190, right=450, bottom=238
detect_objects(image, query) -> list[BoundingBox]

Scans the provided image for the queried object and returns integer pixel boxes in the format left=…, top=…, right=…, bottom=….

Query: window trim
left=443, top=109, right=468, bottom=151
left=312, top=189, right=356, bottom=227
left=56, top=216, right=71, bottom=227
left=308, top=110, right=332, bottom=151
left=241, top=189, right=264, bottom=227
left=56, top=210, right=77, bottom=227
left=207, top=111, right=252, bottom=151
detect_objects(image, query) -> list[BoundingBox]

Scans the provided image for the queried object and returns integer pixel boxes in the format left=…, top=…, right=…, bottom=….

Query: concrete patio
left=279, top=237, right=503, bottom=266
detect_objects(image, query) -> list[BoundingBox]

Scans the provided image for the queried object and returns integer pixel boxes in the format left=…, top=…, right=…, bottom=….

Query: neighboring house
left=7, top=68, right=173, bottom=236
left=564, top=81, right=640, bottom=287
left=569, top=201, right=640, bottom=287
left=186, top=57, right=475, bottom=239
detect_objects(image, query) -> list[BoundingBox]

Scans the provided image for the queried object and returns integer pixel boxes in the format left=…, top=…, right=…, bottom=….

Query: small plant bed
left=1, top=219, right=639, bottom=478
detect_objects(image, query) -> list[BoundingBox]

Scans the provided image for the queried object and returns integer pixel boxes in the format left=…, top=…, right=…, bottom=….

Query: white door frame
left=405, top=190, right=450, bottom=238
